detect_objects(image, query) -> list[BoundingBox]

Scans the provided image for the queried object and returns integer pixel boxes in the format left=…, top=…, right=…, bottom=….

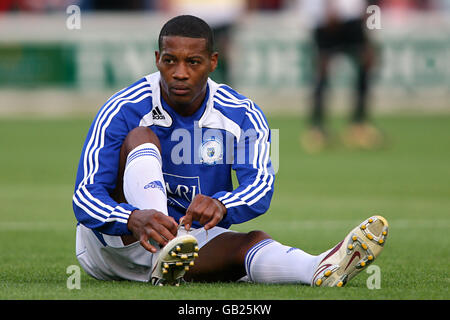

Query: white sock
left=123, top=143, right=167, bottom=214
left=245, top=239, right=329, bottom=285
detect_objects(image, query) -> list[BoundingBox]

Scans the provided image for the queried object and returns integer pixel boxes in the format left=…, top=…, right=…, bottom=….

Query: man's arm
left=213, top=114, right=275, bottom=226
left=181, top=194, right=227, bottom=231
left=73, top=83, right=153, bottom=236
left=182, top=100, right=275, bottom=229
left=73, top=106, right=138, bottom=235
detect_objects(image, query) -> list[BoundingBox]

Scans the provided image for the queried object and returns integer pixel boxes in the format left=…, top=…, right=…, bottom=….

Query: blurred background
left=0, top=1, right=449, bottom=299
left=0, top=0, right=448, bottom=118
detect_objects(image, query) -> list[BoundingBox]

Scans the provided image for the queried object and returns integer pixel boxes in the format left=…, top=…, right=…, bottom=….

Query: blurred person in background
left=299, top=0, right=383, bottom=153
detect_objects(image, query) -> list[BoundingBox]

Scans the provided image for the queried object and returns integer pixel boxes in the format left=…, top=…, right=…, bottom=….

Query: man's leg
left=111, top=128, right=324, bottom=284
left=113, top=128, right=387, bottom=287
left=187, top=215, right=389, bottom=287
left=74, top=126, right=167, bottom=283
left=185, top=230, right=328, bottom=285
left=112, top=126, right=162, bottom=204
left=111, top=126, right=165, bottom=245
left=185, top=230, right=270, bottom=282
left=112, top=126, right=199, bottom=285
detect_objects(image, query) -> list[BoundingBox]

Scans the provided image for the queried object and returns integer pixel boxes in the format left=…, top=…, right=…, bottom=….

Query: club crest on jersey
left=199, top=137, right=223, bottom=165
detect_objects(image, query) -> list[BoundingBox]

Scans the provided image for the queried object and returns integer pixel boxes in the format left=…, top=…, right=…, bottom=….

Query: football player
left=73, top=15, right=388, bottom=286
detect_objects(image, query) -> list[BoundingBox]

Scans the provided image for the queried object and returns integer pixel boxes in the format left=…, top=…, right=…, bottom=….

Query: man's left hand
left=181, top=194, right=227, bottom=231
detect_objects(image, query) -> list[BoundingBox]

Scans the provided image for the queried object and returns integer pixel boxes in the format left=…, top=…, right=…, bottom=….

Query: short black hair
left=158, top=15, right=215, bottom=54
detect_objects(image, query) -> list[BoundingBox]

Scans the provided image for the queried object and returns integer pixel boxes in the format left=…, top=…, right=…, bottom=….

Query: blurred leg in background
left=301, top=48, right=331, bottom=154
left=340, top=19, right=384, bottom=150
left=300, top=11, right=340, bottom=153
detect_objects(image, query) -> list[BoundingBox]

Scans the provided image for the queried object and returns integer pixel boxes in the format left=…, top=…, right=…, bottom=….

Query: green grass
left=0, top=114, right=449, bottom=300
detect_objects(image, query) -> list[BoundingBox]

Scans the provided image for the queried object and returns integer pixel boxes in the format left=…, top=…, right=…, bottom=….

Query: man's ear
left=155, top=51, right=161, bottom=69
left=210, top=52, right=219, bottom=73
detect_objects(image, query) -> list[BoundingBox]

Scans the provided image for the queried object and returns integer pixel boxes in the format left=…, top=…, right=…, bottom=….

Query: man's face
left=156, top=36, right=218, bottom=113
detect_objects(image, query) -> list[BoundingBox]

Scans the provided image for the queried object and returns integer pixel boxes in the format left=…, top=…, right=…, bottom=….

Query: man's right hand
left=127, top=209, right=178, bottom=253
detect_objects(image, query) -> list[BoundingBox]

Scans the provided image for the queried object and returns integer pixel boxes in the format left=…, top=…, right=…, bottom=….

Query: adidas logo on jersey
left=152, top=107, right=165, bottom=120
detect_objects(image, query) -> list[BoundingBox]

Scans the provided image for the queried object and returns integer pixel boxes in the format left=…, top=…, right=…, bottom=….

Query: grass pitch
left=0, top=113, right=449, bottom=300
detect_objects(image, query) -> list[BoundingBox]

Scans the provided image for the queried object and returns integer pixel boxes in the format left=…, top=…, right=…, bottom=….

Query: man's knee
left=236, top=230, right=272, bottom=261
left=246, top=230, right=271, bottom=244
left=122, top=126, right=162, bottom=156
left=113, top=126, right=161, bottom=203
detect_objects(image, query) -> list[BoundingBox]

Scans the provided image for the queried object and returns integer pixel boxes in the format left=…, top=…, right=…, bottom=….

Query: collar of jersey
left=143, top=72, right=241, bottom=141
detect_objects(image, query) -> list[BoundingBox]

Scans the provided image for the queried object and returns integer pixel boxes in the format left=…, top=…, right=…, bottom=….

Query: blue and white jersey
left=73, top=72, right=275, bottom=236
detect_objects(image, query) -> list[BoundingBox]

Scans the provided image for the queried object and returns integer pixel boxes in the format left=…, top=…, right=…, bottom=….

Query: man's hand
left=127, top=209, right=178, bottom=253
left=182, top=194, right=227, bottom=231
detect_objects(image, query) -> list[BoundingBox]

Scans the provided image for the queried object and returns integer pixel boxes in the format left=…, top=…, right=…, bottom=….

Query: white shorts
left=75, top=223, right=233, bottom=282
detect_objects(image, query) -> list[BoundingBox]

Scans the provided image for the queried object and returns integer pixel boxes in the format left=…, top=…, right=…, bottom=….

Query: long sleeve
left=211, top=101, right=275, bottom=226
left=73, top=80, right=152, bottom=235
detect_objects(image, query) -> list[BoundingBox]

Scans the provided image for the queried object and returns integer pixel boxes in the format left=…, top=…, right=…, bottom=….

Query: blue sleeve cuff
left=116, top=203, right=139, bottom=235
